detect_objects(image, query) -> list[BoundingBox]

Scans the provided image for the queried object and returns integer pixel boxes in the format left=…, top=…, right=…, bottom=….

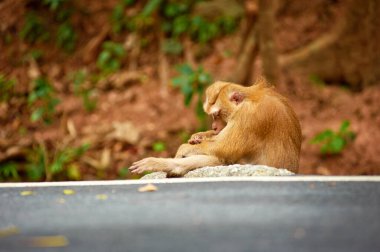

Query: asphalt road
left=0, top=177, right=379, bottom=252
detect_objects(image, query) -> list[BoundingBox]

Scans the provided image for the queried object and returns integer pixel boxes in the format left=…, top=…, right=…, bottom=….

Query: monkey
left=129, top=79, right=302, bottom=176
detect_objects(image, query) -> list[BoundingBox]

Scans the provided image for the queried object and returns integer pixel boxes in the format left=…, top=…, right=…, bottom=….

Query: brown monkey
left=130, top=79, right=302, bottom=176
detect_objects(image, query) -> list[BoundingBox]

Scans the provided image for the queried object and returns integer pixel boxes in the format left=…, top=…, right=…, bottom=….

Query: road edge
left=1, top=176, right=380, bottom=187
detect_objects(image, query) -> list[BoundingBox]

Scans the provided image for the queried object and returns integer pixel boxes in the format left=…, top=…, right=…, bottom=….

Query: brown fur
left=130, top=79, right=302, bottom=176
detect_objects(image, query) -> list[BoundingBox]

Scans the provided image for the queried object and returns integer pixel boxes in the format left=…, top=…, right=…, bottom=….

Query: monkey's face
left=204, top=81, right=245, bottom=123
left=211, top=115, right=226, bottom=134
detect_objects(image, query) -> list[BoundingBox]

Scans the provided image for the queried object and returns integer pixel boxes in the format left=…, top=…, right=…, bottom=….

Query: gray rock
left=140, top=164, right=294, bottom=179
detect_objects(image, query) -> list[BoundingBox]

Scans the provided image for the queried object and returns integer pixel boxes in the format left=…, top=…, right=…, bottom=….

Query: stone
left=140, top=164, right=294, bottom=179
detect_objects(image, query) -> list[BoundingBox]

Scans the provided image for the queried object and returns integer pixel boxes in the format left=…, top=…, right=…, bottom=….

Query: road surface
left=0, top=177, right=379, bottom=252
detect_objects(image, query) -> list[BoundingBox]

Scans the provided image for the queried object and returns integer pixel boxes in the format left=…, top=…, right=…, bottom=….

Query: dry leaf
left=57, top=198, right=66, bottom=204
left=100, top=148, right=111, bottom=169
left=27, top=59, right=40, bottom=79
left=96, top=194, right=108, bottom=200
left=138, top=183, right=158, bottom=192
left=294, top=227, right=306, bottom=239
left=67, top=119, right=77, bottom=138
left=20, top=191, right=34, bottom=196
left=63, top=189, right=75, bottom=195
left=107, top=121, right=140, bottom=144
left=29, top=235, right=69, bottom=248
left=0, top=226, right=20, bottom=238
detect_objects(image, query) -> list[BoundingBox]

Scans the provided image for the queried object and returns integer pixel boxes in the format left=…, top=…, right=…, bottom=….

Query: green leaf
left=171, top=76, right=185, bottom=87
left=339, top=120, right=350, bottom=133
left=27, top=164, right=45, bottom=181
left=118, top=167, right=129, bottom=178
left=28, top=92, right=38, bottom=104
left=67, top=164, right=81, bottom=180
left=161, top=39, right=183, bottom=55
left=152, top=141, right=166, bottom=152
left=184, top=92, right=193, bottom=106
left=0, top=162, right=19, bottom=180
left=141, top=0, right=162, bottom=17
left=43, top=0, right=65, bottom=10
left=310, top=130, right=334, bottom=144
left=176, top=64, right=193, bottom=75
left=97, top=51, right=111, bottom=66
left=172, top=15, right=190, bottom=36
left=123, top=0, right=135, bottom=5
left=31, top=108, right=45, bottom=122
left=196, top=98, right=206, bottom=118
left=57, top=22, right=76, bottom=52
left=198, top=71, right=211, bottom=85
left=329, top=137, right=346, bottom=154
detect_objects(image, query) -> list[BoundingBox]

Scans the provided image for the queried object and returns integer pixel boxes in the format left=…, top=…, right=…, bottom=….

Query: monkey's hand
left=130, top=157, right=173, bottom=174
left=188, top=130, right=216, bottom=145
left=130, top=156, right=190, bottom=176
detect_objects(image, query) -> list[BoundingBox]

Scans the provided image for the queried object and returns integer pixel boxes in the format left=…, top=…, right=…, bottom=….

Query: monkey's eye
left=212, top=111, right=220, bottom=119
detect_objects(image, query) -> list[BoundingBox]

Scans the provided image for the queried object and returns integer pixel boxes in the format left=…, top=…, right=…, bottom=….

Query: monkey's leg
left=130, top=155, right=222, bottom=176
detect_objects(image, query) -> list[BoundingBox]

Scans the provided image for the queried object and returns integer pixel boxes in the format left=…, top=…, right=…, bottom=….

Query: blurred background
left=0, top=0, right=379, bottom=181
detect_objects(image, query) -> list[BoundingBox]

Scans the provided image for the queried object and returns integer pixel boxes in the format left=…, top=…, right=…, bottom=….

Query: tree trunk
left=228, top=26, right=258, bottom=85
left=280, top=0, right=380, bottom=90
left=257, top=0, right=280, bottom=84
left=228, top=0, right=258, bottom=86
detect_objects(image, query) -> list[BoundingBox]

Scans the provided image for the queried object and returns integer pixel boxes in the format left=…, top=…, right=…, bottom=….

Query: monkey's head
left=203, top=81, right=246, bottom=123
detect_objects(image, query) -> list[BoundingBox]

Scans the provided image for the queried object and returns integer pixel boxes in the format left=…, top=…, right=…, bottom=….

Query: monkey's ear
left=230, top=92, right=245, bottom=105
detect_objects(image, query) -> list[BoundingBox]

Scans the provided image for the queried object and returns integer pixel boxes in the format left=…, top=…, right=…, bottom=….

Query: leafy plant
left=310, top=120, right=356, bottom=155
left=21, top=1, right=76, bottom=52
left=26, top=50, right=44, bottom=62
left=111, top=0, right=136, bottom=33
left=161, top=38, right=183, bottom=55
left=28, top=77, right=60, bottom=124
left=0, top=162, right=19, bottom=181
left=97, top=41, right=126, bottom=74
left=0, top=74, right=15, bottom=102
left=172, top=64, right=212, bottom=129
left=20, top=12, right=50, bottom=43
left=57, top=22, right=76, bottom=52
left=26, top=143, right=89, bottom=181
left=43, top=0, right=66, bottom=11
left=152, top=141, right=166, bottom=152
left=113, top=0, right=240, bottom=54
left=70, top=69, right=97, bottom=112
left=118, top=167, right=130, bottom=178
left=309, top=74, right=326, bottom=87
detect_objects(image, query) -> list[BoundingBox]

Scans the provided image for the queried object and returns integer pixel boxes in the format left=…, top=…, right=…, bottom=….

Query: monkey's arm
left=129, top=154, right=222, bottom=176
left=197, top=120, right=260, bottom=163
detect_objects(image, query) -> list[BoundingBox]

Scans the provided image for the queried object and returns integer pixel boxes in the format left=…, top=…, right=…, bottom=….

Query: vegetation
left=70, top=70, right=97, bottom=112
left=152, top=141, right=166, bottom=152
left=20, top=0, right=77, bottom=51
left=0, top=162, right=19, bottom=181
left=112, top=0, right=240, bottom=55
left=28, top=77, right=60, bottom=124
left=97, top=41, right=126, bottom=74
left=311, top=120, right=356, bottom=155
left=0, top=75, right=15, bottom=102
left=26, top=143, right=89, bottom=181
left=172, top=64, right=212, bottom=129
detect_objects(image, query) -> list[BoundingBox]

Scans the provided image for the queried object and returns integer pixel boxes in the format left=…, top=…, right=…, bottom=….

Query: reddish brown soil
left=1, top=0, right=379, bottom=180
